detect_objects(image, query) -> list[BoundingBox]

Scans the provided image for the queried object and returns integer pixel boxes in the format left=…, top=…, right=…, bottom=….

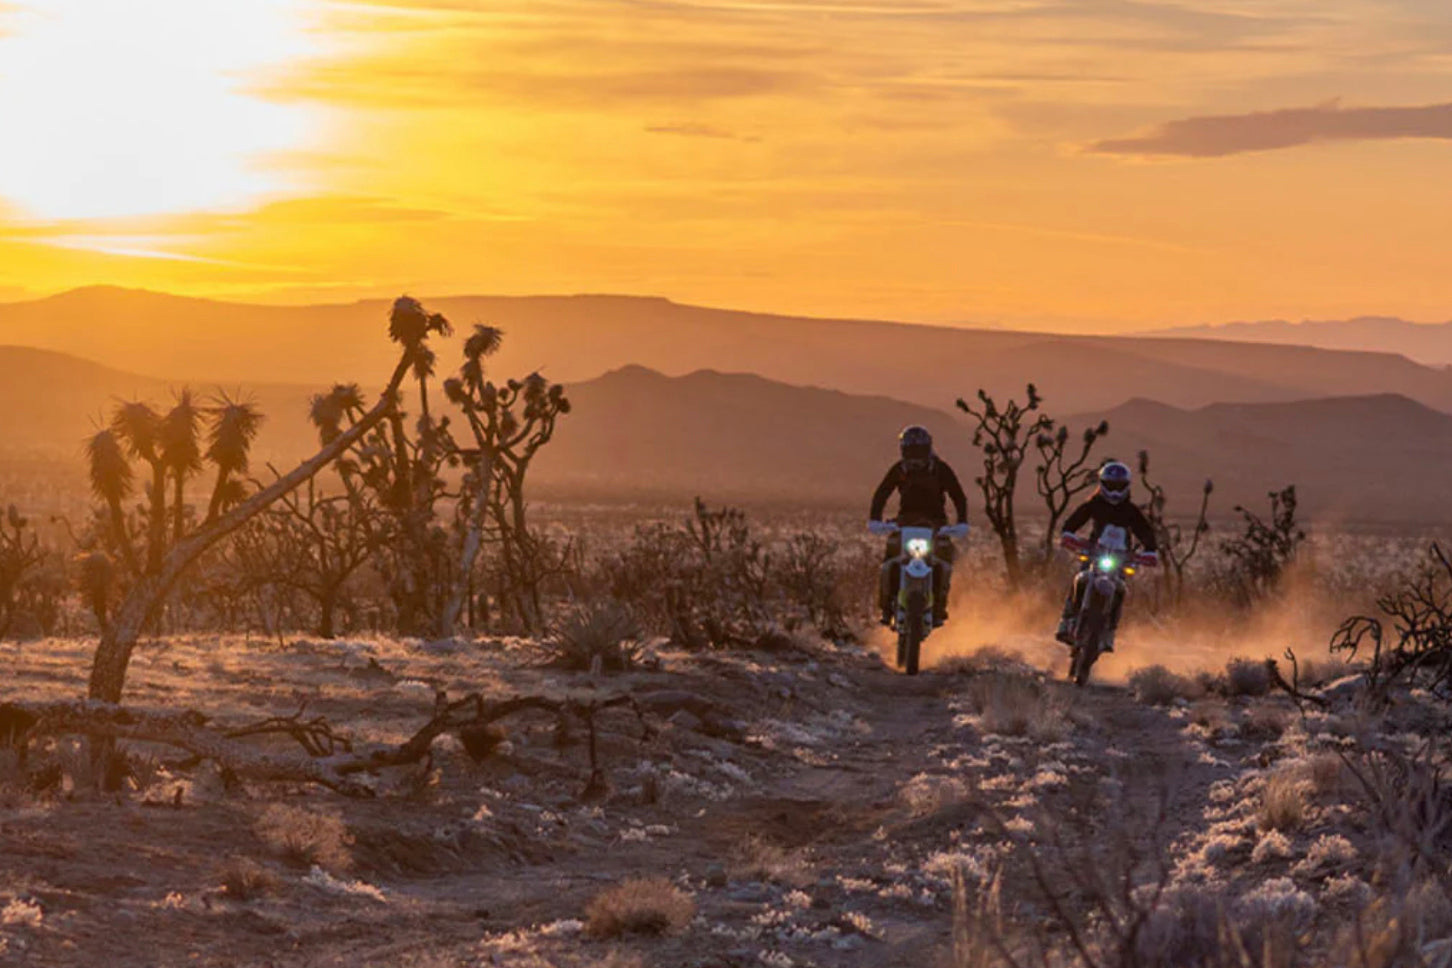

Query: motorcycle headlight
left=1098, top=555, right=1119, bottom=573
left=906, top=538, right=932, bottom=558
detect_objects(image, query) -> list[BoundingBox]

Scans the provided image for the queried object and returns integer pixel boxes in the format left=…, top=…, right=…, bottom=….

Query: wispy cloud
left=1087, top=100, right=1452, bottom=157
left=645, top=121, right=759, bottom=141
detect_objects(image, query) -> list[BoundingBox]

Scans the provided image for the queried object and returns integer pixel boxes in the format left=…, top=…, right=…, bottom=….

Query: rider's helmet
left=1098, top=460, right=1133, bottom=505
left=899, top=425, right=934, bottom=471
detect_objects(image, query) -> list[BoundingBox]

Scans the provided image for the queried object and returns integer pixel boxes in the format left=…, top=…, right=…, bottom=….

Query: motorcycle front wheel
left=901, top=590, right=927, bottom=676
left=1071, top=604, right=1105, bottom=688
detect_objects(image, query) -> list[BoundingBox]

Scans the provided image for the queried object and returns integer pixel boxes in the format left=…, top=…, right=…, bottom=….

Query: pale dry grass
left=732, top=834, right=813, bottom=887
left=964, top=672, right=1067, bottom=742
left=584, top=877, right=695, bottom=939
left=1258, top=771, right=1310, bottom=833
left=254, top=803, right=354, bottom=874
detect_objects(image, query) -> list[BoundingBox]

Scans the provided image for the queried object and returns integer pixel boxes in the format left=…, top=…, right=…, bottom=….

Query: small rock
left=705, top=863, right=728, bottom=888
left=828, top=673, right=852, bottom=689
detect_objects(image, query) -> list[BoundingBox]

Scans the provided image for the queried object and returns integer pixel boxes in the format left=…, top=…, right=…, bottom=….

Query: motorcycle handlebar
left=868, top=522, right=968, bottom=538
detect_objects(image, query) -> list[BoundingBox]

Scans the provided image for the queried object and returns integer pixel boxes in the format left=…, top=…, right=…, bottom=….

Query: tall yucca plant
left=160, top=390, right=203, bottom=544
left=110, top=401, right=168, bottom=571
left=86, top=428, right=139, bottom=575
left=204, top=394, right=263, bottom=521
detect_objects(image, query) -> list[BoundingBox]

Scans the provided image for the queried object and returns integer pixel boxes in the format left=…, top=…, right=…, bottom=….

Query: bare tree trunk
left=439, top=452, right=493, bottom=639
left=88, top=358, right=412, bottom=704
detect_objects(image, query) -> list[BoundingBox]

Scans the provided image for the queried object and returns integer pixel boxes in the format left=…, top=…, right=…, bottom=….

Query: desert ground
left=2, top=564, right=1448, bottom=968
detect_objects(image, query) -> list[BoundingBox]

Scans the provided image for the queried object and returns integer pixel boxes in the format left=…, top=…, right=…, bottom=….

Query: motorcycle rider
left=869, top=425, right=969, bottom=627
left=1055, top=460, right=1159, bottom=652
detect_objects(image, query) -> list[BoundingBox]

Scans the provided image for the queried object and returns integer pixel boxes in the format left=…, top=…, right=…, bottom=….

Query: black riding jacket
left=870, top=458, right=968, bottom=528
left=1062, top=493, right=1158, bottom=552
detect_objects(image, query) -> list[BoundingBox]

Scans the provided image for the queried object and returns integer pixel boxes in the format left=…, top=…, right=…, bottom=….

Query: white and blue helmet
left=1098, top=460, right=1132, bottom=505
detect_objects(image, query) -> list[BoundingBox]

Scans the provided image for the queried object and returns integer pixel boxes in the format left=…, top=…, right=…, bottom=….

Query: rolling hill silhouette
left=1149, top=317, right=1452, bottom=368
left=7, top=287, right=1452, bottom=416
left=3, top=347, right=1452, bottom=525
left=1068, top=393, right=1452, bottom=526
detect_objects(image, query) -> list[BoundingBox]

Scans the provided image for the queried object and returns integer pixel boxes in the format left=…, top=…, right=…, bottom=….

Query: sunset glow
left=0, top=0, right=321, bottom=220
left=1, top=0, right=1450, bottom=327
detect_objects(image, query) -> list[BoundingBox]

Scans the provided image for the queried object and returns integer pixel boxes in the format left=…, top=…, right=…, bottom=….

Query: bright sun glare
left=0, top=0, right=322, bottom=222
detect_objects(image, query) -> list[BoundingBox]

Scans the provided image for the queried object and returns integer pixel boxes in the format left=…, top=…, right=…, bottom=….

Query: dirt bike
left=870, top=521, right=968, bottom=675
left=1060, top=528, right=1156, bottom=687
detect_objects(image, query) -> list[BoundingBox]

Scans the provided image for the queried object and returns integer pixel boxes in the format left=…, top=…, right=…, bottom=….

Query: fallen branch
left=18, top=692, right=653, bottom=799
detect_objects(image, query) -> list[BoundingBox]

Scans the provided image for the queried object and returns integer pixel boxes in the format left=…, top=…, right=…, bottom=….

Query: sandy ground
left=0, top=619, right=1441, bottom=967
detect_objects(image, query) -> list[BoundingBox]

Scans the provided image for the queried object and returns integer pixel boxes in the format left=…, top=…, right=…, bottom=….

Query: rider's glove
left=1059, top=532, right=1081, bottom=550
left=868, top=520, right=894, bottom=536
left=1139, top=551, right=1160, bottom=567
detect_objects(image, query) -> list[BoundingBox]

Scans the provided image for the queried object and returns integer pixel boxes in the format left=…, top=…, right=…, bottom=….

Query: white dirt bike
left=870, top=521, right=968, bottom=676
left=1060, top=526, right=1156, bottom=687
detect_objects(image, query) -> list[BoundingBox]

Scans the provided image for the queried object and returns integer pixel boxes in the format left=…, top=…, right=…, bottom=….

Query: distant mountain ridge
left=7, top=287, right=1452, bottom=417
left=5, top=346, right=1452, bottom=525
left=1147, top=316, right=1452, bottom=367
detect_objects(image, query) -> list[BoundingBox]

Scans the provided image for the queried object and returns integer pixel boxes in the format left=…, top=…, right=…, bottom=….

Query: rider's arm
left=939, top=462, right=969, bottom=524
left=1126, top=503, right=1160, bottom=552
left=1062, top=498, right=1094, bottom=536
left=869, top=464, right=900, bottom=521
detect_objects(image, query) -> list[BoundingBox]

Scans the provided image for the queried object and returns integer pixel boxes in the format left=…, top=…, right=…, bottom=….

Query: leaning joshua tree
left=86, top=297, right=435, bottom=704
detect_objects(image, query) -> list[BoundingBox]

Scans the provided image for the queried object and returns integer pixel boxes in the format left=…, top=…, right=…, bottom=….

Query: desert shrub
left=1305, top=752, right=1350, bottom=799
left=1338, top=882, right=1452, bottom=968
left=1339, top=738, right=1452, bottom=892
left=547, top=599, right=641, bottom=672
left=584, top=877, right=695, bottom=939
left=1129, top=665, right=1199, bottom=706
left=254, top=803, right=354, bottom=873
left=607, top=499, right=874, bottom=647
left=218, top=856, right=279, bottom=901
left=1224, top=658, right=1271, bottom=698
left=1332, top=543, right=1452, bottom=698
left=900, top=773, right=969, bottom=817
left=963, top=672, right=1067, bottom=741
left=1189, top=700, right=1230, bottom=735
left=1241, top=704, right=1292, bottom=740
left=1258, top=771, right=1309, bottom=833
left=732, top=835, right=813, bottom=887
left=1219, top=485, right=1305, bottom=605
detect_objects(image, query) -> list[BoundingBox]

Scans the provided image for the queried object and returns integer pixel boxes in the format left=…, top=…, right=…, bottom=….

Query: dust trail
left=871, top=575, right=1350, bottom=684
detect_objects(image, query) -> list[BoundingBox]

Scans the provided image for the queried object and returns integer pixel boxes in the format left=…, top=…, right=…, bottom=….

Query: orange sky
left=1, top=0, right=1450, bottom=330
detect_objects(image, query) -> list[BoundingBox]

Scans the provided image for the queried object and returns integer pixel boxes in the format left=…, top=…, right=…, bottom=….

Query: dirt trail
left=0, top=636, right=1238, bottom=968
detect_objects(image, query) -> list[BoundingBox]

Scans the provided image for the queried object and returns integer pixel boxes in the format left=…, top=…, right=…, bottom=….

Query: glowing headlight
left=1098, top=555, right=1119, bottom=572
left=906, top=538, right=932, bottom=558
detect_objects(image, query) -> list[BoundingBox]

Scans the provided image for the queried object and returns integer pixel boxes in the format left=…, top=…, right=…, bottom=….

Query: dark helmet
left=1098, top=460, right=1132, bottom=505
left=899, top=425, right=934, bottom=468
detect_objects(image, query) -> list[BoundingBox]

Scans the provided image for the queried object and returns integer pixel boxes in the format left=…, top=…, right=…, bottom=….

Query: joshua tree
left=444, top=328, right=571, bottom=634
left=1137, top=450, right=1213, bottom=605
left=0, top=505, right=46, bottom=639
left=231, top=477, right=388, bottom=639
left=1221, top=484, right=1304, bottom=605
left=87, top=297, right=434, bottom=704
left=89, top=394, right=263, bottom=584
left=957, top=385, right=1052, bottom=589
left=1034, top=419, right=1110, bottom=563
